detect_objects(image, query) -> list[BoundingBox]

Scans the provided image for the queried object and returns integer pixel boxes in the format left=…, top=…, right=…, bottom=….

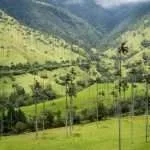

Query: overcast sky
left=96, top=0, right=150, bottom=8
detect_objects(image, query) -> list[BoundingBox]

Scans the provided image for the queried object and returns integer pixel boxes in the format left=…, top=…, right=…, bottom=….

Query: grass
left=0, top=66, right=91, bottom=96
left=0, top=11, right=92, bottom=97
left=0, top=10, right=149, bottom=98
left=22, top=83, right=145, bottom=116
left=0, top=8, right=150, bottom=150
left=0, top=10, right=83, bottom=66
left=0, top=116, right=150, bottom=150
left=101, top=19, right=150, bottom=75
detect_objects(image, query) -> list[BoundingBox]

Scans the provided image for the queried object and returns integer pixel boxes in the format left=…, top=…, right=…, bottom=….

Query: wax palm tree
left=111, top=83, right=118, bottom=116
left=117, top=42, right=129, bottom=150
left=69, top=68, right=76, bottom=135
left=65, top=68, right=76, bottom=136
left=32, top=80, right=41, bottom=139
left=143, top=73, right=150, bottom=142
left=128, top=68, right=138, bottom=144
left=65, top=73, right=71, bottom=136
left=41, top=80, right=48, bottom=135
left=143, top=53, right=150, bottom=143
left=96, top=76, right=100, bottom=127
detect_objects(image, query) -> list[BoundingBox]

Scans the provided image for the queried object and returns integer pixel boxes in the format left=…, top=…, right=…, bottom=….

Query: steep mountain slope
left=46, top=0, right=150, bottom=39
left=0, top=0, right=103, bottom=49
left=36, top=0, right=150, bottom=49
left=1, top=0, right=150, bottom=49
left=101, top=2, right=150, bottom=47
left=99, top=15, right=150, bottom=81
left=0, top=10, right=85, bottom=66
left=48, top=0, right=113, bottom=32
left=0, top=10, right=92, bottom=97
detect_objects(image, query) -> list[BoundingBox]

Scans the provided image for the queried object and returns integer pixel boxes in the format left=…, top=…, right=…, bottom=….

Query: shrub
left=15, top=122, right=27, bottom=133
left=77, top=80, right=87, bottom=88
left=97, top=103, right=108, bottom=120
left=42, top=110, right=55, bottom=128
left=54, top=110, right=64, bottom=127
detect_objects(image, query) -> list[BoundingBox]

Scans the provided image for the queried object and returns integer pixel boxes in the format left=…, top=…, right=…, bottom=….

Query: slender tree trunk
left=107, top=82, right=109, bottom=97
left=10, top=111, right=13, bottom=129
left=33, top=76, right=38, bottom=139
left=69, top=95, right=73, bottom=135
left=96, top=81, right=99, bottom=127
left=118, top=91, right=122, bottom=150
left=0, top=110, right=4, bottom=140
left=118, top=52, right=122, bottom=150
left=112, top=84, right=115, bottom=116
left=65, top=84, right=69, bottom=136
left=35, top=99, right=38, bottom=139
left=145, top=81, right=149, bottom=143
left=42, top=79, right=45, bottom=133
left=130, top=76, right=135, bottom=144
left=42, top=100, right=45, bottom=132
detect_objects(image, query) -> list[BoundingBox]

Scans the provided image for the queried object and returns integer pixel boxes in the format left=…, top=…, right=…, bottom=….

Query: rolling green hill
left=0, top=10, right=92, bottom=98
left=0, top=66, right=93, bottom=96
left=0, top=10, right=85, bottom=66
left=22, top=83, right=145, bottom=117
left=1, top=117, right=150, bottom=150
left=0, top=2, right=150, bottom=148
left=99, top=15, right=150, bottom=79
left=0, top=8, right=149, bottom=100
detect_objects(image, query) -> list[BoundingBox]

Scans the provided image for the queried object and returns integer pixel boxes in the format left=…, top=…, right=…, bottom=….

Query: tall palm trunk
left=145, top=81, right=149, bottom=143
left=0, top=110, right=4, bottom=140
left=96, top=80, right=99, bottom=127
left=42, top=100, right=45, bottom=132
left=118, top=52, right=122, bottom=150
left=130, top=76, right=135, bottom=144
left=69, top=95, right=73, bottom=135
left=33, top=77, right=38, bottom=139
left=35, top=98, right=38, bottom=139
left=65, top=84, right=69, bottom=136
left=42, top=79, right=45, bottom=133
left=10, top=107, right=13, bottom=130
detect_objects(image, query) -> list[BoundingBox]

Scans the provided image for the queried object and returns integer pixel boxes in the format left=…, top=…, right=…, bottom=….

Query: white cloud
left=65, top=0, right=84, bottom=5
left=96, top=0, right=150, bottom=8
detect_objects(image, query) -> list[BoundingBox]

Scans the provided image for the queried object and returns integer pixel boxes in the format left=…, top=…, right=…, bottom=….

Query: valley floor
left=1, top=116, right=150, bottom=150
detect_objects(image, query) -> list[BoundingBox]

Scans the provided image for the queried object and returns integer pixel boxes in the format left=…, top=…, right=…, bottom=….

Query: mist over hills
left=96, top=0, right=150, bottom=8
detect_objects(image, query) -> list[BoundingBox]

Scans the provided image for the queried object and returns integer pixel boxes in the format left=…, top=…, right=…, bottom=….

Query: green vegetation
left=0, top=1, right=150, bottom=149
left=1, top=117, right=150, bottom=150
left=22, top=83, right=145, bottom=116
left=0, top=10, right=93, bottom=98
left=0, top=10, right=85, bottom=66
left=98, top=16, right=150, bottom=81
left=0, top=0, right=103, bottom=49
left=0, top=65, right=93, bottom=96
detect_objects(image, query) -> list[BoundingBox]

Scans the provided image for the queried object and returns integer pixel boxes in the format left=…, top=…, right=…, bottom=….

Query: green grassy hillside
left=22, top=83, right=145, bottom=116
left=0, top=66, right=92, bottom=96
left=0, top=10, right=84, bottom=66
left=0, top=0, right=103, bottom=49
left=1, top=117, right=150, bottom=150
left=99, top=16, right=150, bottom=79
left=0, top=10, right=93, bottom=99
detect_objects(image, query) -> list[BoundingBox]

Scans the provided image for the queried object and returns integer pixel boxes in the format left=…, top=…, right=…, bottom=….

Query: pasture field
left=22, top=83, right=145, bottom=116
left=0, top=116, right=150, bottom=150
